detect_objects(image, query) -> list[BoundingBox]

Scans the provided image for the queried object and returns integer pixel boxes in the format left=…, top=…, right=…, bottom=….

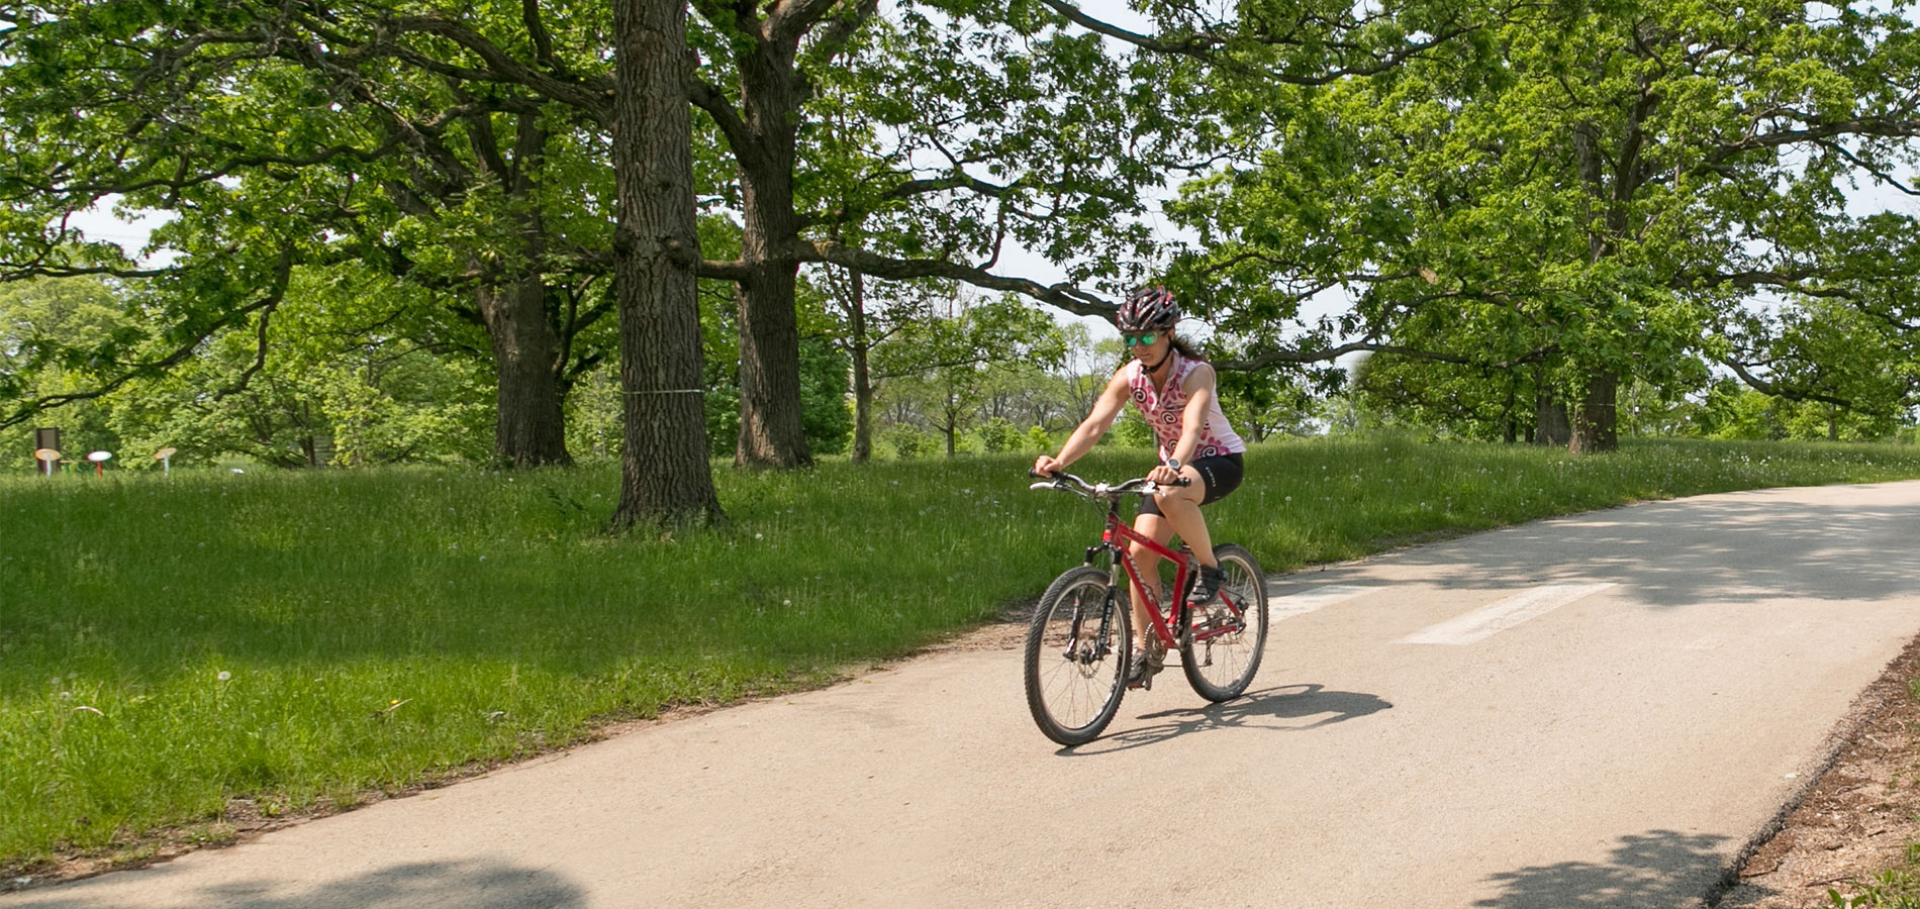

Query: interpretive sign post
left=33, top=428, right=58, bottom=476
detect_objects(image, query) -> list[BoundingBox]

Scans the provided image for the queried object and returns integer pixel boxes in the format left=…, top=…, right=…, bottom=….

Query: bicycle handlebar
left=1027, top=469, right=1189, bottom=498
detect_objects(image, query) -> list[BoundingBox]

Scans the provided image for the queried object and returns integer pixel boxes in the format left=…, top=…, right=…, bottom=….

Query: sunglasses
left=1122, top=331, right=1162, bottom=347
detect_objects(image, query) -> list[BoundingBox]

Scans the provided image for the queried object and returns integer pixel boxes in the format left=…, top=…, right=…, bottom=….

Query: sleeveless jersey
left=1124, top=352, right=1246, bottom=461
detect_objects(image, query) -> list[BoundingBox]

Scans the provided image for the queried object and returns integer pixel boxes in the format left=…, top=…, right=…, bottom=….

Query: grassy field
left=5, top=435, right=1920, bottom=870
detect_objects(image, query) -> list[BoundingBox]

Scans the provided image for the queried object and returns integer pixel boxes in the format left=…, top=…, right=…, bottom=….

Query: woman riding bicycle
left=1032, top=285, right=1247, bottom=686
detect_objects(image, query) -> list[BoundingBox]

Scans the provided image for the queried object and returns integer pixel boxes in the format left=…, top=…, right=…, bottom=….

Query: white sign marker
left=1270, top=584, right=1378, bottom=621
left=1397, top=583, right=1616, bottom=646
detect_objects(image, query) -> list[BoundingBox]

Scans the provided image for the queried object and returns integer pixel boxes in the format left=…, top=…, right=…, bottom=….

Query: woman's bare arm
left=1035, top=367, right=1131, bottom=474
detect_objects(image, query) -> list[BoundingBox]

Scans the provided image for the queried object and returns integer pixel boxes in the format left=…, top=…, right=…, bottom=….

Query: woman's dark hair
left=1166, top=331, right=1202, bottom=361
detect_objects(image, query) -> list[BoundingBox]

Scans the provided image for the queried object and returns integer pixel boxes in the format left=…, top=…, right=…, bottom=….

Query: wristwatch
left=1165, top=458, right=1182, bottom=473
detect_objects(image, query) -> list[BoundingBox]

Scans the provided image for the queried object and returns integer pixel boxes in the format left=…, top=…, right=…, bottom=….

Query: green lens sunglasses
left=1122, top=331, right=1161, bottom=347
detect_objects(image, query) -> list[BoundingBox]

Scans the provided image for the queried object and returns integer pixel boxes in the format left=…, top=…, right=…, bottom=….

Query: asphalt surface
left=9, top=481, right=1920, bottom=909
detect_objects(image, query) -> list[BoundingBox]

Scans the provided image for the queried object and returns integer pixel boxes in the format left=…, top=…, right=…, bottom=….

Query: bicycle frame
left=1092, top=497, right=1247, bottom=650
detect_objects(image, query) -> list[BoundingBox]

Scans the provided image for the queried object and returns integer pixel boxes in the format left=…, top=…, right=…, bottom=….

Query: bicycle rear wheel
left=1180, top=544, right=1268, bottom=702
left=1024, top=566, right=1131, bottom=746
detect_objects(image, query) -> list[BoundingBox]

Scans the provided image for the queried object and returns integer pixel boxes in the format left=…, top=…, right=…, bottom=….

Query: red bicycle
left=1023, top=471, right=1269, bottom=746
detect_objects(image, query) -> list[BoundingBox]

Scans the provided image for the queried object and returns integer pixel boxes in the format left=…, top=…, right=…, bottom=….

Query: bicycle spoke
left=1025, top=571, right=1128, bottom=743
left=1179, top=546, right=1268, bottom=702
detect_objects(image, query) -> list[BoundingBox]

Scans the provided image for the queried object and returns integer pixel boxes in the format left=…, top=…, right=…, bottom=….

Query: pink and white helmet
left=1117, top=285, right=1179, bottom=332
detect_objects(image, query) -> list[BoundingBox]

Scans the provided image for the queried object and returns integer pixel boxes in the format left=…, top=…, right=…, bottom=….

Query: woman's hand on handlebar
left=1147, top=463, right=1183, bottom=486
left=1031, top=455, right=1062, bottom=478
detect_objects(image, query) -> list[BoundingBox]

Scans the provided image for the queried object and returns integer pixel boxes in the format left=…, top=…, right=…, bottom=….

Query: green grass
left=4, top=434, right=1920, bottom=868
left=1826, top=848, right=1920, bottom=907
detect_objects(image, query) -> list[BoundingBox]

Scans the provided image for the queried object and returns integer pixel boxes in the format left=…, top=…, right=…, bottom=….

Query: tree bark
left=477, top=274, right=572, bottom=467
left=1501, top=373, right=1518, bottom=444
left=734, top=271, right=810, bottom=467
left=1568, top=371, right=1619, bottom=453
left=1535, top=393, right=1571, bottom=447
left=848, top=270, right=873, bottom=463
left=730, top=41, right=811, bottom=469
left=608, top=0, right=722, bottom=529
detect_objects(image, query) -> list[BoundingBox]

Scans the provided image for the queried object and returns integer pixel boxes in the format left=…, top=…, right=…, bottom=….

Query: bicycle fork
left=1061, top=546, right=1122, bottom=666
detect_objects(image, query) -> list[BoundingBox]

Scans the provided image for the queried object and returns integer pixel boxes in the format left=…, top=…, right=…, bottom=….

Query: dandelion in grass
left=217, top=671, right=231, bottom=682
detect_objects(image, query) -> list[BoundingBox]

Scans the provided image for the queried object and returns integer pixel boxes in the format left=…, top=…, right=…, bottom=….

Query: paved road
left=10, top=482, right=1920, bottom=909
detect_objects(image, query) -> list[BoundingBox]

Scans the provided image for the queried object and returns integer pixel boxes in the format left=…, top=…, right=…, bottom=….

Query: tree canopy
left=4, top=0, right=1920, bottom=523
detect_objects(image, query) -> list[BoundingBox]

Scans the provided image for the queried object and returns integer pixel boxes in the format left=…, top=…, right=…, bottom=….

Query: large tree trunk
left=728, top=31, right=810, bottom=470
left=608, top=0, right=722, bottom=528
left=460, top=111, right=574, bottom=468
left=848, top=270, right=873, bottom=463
left=477, top=274, right=571, bottom=467
left=734, top=269, right=809, bottom=468
left=1501, top=373, right=1519, bottom=444
left=1535, top=393, right=1571, bottom=447
left=1569, top=371, right=1619, bottom=453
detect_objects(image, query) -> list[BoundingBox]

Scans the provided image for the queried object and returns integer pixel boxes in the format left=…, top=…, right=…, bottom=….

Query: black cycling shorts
left=1137, top=452, right=1245, bottom=518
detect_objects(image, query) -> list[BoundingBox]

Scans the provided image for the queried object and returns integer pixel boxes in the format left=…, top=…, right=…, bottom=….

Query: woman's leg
left=1152, top=465, right=1216, bottom=568
left=1127, top=513, right=1174, bottom=652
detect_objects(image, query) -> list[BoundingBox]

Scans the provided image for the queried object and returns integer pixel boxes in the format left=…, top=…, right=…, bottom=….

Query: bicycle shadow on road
left=1056, top=683, right=1392, bottom=755
left=0, top=859, right=585, bottom=909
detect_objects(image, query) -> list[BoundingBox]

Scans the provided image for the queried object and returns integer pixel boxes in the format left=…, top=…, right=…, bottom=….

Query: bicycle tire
left=1180, top=544, right=1268, bottom=702
left=1024, top=566, right=1131, bottom=746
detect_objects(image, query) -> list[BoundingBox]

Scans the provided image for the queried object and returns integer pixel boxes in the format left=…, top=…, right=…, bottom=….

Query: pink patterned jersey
left=1123, top=352, right=1246, bottom=461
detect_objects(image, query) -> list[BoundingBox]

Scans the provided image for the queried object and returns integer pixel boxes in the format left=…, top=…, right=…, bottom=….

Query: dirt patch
left=1717, top=632, right=1920, bottom=907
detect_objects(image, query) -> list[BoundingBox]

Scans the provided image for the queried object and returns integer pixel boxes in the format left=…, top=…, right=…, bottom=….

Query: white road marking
left=1269, top=584, right=1377, bottom=621
left=1397, top=583, right=1617, bottom=646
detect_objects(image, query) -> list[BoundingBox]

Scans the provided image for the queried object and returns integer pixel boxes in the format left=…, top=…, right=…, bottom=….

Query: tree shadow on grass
left=1471, top=829, right=1768, bottom=909
left=3, top=859, right=585, bottom=909
left=1057, top=683, right=1392, bottom=755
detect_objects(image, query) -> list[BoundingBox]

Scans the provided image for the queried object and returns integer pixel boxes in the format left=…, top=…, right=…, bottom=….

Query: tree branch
left=390, top=16, right=610, bottom=119
left=686, top=76, right=757, bottom=166
left=795, top=239, right=1112, bottom=317
left=1719, top=357, right=1854, bottom=408
left=0, top=245, right=297, bottom=430
left=1214, top=342, right=1554, bottom=372
left=1033, top=0, right=1490, bottom=85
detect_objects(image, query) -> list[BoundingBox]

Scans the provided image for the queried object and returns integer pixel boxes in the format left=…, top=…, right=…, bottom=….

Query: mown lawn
left=4, top=435, right=1920, bottom=869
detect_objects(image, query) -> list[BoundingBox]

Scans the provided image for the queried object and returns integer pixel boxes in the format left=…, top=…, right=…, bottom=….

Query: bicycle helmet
left=1117, top=285, right=1179, bottom=332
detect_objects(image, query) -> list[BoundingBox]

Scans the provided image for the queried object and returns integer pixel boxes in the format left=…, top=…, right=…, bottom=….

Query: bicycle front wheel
left=1024, top=566, right=1131, bottom=746
left=1180, top=544, right=1268, bottom=702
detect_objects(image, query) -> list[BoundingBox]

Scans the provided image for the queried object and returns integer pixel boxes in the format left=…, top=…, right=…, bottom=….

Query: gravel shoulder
left=1721, top=632, right=1920, bottom=907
